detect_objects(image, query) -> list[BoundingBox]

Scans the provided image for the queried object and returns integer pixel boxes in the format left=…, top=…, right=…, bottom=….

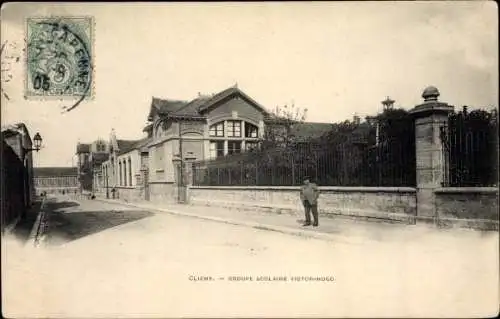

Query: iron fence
left=440, top=108, right=498, bottom=187
left=192, top=138, right=416, bottom=187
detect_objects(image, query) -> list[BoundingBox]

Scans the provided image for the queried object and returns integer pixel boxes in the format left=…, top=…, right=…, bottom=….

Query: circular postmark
left=27, top=19, right=92, bottom=101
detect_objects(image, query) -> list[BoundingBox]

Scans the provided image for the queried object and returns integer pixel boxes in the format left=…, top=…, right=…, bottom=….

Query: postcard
left=1, top=2, right=498, bottom=318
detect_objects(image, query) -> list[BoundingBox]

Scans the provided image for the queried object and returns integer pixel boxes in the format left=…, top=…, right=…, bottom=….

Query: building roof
left=172, top=96, right=212, bottom=117
left=116, top=137, right=152, bottom=155
left=197, top=86, right=269, bottom=115
left=289, top=122, right=334, bottom=140
left=147, top=86, right=270, bottom=121
left=116, top=139, right=139, bottom=154
left=148, top=98, right=188, bottom=120
left=34, top=167, right=78, bottom=177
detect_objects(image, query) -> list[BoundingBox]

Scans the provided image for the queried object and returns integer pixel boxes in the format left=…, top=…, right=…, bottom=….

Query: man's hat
left=303, top=176, right=310, bottom=180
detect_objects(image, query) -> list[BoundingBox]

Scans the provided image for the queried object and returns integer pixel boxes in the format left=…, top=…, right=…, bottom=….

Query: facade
left=76, top=139, right=110, bottom=193
left=144, top=86, right=272, bottom=202
left=98, top=130, right=151, bottom=201
left=34, top=167, right=79, bottom=195
left=1, top=123, right=36, bottom=231
left=91, top=85, right=333, bottom=203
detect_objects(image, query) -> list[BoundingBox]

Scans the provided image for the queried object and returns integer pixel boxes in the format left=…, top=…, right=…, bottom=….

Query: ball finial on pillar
left=422, top=86, right=440, bottom=102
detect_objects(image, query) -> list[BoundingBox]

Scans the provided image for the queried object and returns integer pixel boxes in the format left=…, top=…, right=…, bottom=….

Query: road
left=2, top=196, right=499, bottom=318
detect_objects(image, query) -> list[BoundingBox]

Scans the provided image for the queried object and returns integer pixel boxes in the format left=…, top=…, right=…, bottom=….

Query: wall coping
left=149, top=181, right=175, bottom=185
left=435, top=187, right=499, bottom=194
left=189, top=185, right=417, bottom=193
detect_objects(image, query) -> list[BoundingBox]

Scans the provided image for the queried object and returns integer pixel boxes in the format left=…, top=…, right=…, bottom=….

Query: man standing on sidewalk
left=300, top=176, right=320, bottom=227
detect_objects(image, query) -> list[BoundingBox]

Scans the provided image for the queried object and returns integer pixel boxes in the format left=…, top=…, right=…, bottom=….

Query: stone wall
left=115, top=186, right=143, bottom=202
left=186, top=185, right=499, bottom=229
left=435, top=188, right=498, bottom=229
left=189, top=186, right=417, bottom=223
left=149, top=182, right=177, bottom=203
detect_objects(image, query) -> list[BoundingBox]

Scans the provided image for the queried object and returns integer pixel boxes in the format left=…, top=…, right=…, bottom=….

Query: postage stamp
left=25, top=16, right=94, bottom=100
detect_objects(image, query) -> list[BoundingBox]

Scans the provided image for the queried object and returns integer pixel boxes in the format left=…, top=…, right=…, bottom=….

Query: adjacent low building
left=34, top=167, right=79, bottom=195
left=1, top=123, right=36, bottom=231
left=99, top=131, right=152, bottom=201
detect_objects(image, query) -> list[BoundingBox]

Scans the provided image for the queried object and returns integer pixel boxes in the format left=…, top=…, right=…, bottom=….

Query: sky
left=1, top=1, right=498, bottom=167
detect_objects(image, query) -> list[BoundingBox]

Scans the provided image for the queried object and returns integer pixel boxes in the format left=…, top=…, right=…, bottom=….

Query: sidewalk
left=94, top=198, right=445, bottom=244
left=5, top=199, right=45, bottom=244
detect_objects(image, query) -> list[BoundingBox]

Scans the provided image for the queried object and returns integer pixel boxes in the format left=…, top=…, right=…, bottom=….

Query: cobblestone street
left=2, top=196, right=498, bottom=318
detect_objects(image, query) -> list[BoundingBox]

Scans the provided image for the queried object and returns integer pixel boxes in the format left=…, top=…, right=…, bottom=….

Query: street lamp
left=20, top=132, right=42, bottom=212
left=24, top=132, right=43, bottom=153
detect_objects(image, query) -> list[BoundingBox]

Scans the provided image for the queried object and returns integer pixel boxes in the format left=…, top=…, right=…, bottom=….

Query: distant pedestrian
left=300, top=176, right=320, bottom=227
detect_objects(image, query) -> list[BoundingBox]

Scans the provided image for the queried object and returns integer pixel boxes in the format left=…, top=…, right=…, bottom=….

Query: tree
left=263, top=103, right=309, bottom=149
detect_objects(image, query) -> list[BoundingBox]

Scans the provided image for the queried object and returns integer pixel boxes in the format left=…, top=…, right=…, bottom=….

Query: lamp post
left=23, top=132, right=43, bottom=155
left=21, top=132, right=42, bottom=215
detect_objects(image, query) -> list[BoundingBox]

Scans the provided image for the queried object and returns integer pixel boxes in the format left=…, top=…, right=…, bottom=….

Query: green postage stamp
left=25, top=16, right=94, bottom=100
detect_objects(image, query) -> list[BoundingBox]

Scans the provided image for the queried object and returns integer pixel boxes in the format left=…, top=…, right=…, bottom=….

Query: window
left=228, top=141, right=242, bottom=155
left=119, top=162, right=122, bottom=186
left=209, top=141, right=224, bottom=159
left=227, top=121, right=241, bottom=137
left=209, top=122, right=224, bottom=137
left=245, top=123, right=258, bottom=138
left=128, top=158, right=132, bottom=186
left=123, top=160, right=127, bottom=186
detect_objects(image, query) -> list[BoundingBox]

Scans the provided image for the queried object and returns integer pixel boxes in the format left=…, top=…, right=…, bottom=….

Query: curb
left=26, top=198, right=47, bottom=247
left=95, top=199, right=367, bottom=244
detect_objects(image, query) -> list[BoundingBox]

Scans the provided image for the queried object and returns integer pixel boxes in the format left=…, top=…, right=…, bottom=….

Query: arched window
left=123, top=160, right=127, bottom=186
left=245, top=123, right=258, bottom=138
left=227, top=120, right=241, bottom=137
left=209, top=122, right=224, bottom=137
left=208, top=120, right=260, bottom=159
left=119, top=161, right=122, bottom=186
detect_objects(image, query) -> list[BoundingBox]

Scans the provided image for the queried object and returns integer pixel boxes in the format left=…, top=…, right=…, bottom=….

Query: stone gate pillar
left=183, top=155, right=197, bottom=203
left=410, top=86, right=454, bottom=224
left=172, top=154, right=197, bottom=204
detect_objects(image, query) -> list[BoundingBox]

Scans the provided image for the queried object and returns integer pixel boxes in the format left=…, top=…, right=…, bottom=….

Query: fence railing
left=440, top=108, right=498, bottom=187
left=192, top=138, right=416, bottom=187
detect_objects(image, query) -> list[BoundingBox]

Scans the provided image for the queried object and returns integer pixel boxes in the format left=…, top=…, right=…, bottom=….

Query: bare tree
left=263, top=103, right=308, bottom=149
